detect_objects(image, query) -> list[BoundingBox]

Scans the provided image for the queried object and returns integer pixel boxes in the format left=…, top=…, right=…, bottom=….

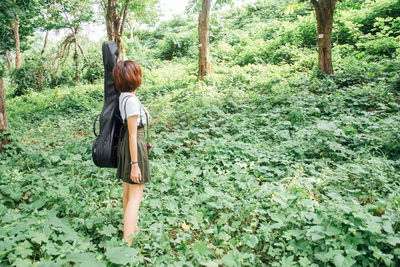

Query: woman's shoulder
left=120, top=92, right=137, bottom=102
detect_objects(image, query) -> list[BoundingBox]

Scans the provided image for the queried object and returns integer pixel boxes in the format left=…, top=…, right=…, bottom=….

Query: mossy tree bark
left=311, top=0, right=337, bottom=75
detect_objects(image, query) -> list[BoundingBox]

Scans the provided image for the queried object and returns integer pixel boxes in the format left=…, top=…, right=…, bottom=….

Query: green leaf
left=105, top=247, right=139, bottom=265
left=387, top=236, right=400, bottom=246
left=311, top=233, right=324, bottom=241
left=246, top=235, right=258, bottom=248
left=325, top=225, right=340, bottom=236
left=193, top=241, right=208, bottom=256
left=222, top=254, right=237, bottom=267
left=200, top=260, right=219, bottom=267
left=99, top=224, right=117, bottom=237
left=280, top=255, right=296, bottom=266
left=333, top=254, right=344, bottom=267
left=317, top=120, right=336, bottom=131
left=299, top=257, right=311, bottom=267
left=31, top=232, right=48, bottom=245
left=382, top=220, right=394, bottom=234
left=15, top=241, right=33, bottom=259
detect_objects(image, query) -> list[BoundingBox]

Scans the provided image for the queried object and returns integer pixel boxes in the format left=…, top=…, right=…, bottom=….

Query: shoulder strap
left=139, top=102, right=150, bottom=144
left=121, top=95, right=133, bottom=124
left=122, top=94, right=150, bottom=144
left=122, top=94, right=143, bottom=127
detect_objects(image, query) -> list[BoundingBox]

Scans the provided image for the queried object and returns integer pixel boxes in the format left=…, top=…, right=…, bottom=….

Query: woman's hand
left=130, top=164, right=141, bottom=183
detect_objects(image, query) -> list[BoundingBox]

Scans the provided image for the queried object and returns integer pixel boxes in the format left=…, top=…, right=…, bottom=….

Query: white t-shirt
left=119, top=92, right=150, bottom=126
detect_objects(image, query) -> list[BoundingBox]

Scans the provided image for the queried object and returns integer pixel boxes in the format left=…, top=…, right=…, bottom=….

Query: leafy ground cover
left=1, top=53, right=399, bottom=266
left=1, top=0, right=400, bottom=266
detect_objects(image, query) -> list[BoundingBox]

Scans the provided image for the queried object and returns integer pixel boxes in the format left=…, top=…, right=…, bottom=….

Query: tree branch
left=118, top=0, right=130, bottom=35
left=77, top=43, right=88, bottom=64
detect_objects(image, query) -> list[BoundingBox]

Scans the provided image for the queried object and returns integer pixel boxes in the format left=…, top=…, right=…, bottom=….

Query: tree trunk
left=105, top=0, right=130, bottom=61
left=311, top=0, right=337, bottom=75
left=106, top=0, right=116, bottom=41
left=13, top=0, right=21, bottom=68
left=13, top=19, right=20, bottom=68
left=0, top=77, right=8, bottom=131
left=5, top=49, right=12, bottom=73
left=5, top=49, right=15, bottom=88
left=74, top=27, right=80, bottom=84
left=198, top=0, right=211, bottom=80
left=41, top=30, right=50, bottom=56
left=128, top=21, right=134, bottom=42
left=0, top=76, right=10, bottom=152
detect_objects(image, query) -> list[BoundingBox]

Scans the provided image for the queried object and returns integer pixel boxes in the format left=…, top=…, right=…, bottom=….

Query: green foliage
left=0, top=64, right=5, bottom=77
left=1, top=0, right=400, bottom=265
left=82, top=52, right=103, bottom=84
left=10, top=55, right=52, bottom=96
left=49, top=58, right=81, bottom=88
left=156, top=31, right=197, bottom=60
left=354, top=0, right=400, bottom=34
left=355, top=16, right=400, bottom=57
left=3, top=52, right=399, bottom=265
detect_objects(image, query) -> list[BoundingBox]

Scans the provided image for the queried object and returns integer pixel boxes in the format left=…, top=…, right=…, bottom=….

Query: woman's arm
left=127, top=114, right=141, bottom=183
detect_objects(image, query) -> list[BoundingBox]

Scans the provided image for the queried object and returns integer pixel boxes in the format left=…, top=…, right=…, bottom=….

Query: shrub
left=332, top=19, right=359, bottom=46
left=295, top=15, right=317, bottom=48
left=234, top=39, right=266, bottom=66
left=357, top=37, right=400, bottom=56
left=212, top=41, right=235, bottom=63
left=82, top=53, right=103, bottom=84
left=156, top=31, right=196, bottom=60
left=355, top=0, right=400, bottom=34
left=261, top=19, right=282, bottom=41
left=49, top=61, right=77, bottom=89
left=11, top=55, right=52, bottom=96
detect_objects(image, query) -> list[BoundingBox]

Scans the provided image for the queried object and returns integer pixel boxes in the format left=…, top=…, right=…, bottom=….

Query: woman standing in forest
left=112, top=60, right=151, bottom=247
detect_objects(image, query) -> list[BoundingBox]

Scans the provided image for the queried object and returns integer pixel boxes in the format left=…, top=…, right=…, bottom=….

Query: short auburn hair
left=112, top=60, right=142, bottom=93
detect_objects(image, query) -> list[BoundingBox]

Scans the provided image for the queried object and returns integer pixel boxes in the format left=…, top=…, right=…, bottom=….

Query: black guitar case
left=92, top=41, right=122, bottom=168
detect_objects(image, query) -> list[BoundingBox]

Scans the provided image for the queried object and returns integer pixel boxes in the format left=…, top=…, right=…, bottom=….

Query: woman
left=112, top=60, right=151, bottom=247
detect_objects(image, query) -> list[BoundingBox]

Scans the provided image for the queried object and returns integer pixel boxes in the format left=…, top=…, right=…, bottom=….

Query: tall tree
left=311, top=0, right=337, bottom=74
left=1, top=0, right=16, bottom=73
left=99, top=0, right=160, bottom=61
left=40, top=0, right=57, bottom=56
left=1, top=0, right=47, bottom=72
left=50, top=0, right=96, bottom=84
left=10, top=0, right=44, bottom=68
left=187, top=0, right=232, bottom=80
left=12, top=0, right=21, bottom=68
left=198, top=0, right=211, bottom=80
left=0, top=0, right=14, bottom=148
left=0, top=67, right=8, bottom=139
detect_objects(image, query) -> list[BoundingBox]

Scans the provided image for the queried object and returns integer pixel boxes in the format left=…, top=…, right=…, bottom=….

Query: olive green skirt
left=116, top=125, right=151, bottom=184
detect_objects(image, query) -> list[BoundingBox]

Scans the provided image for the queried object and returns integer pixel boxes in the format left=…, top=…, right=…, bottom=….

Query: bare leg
left=123, top=182, right=144, bottom=246
left=123, top=182, right=129, bottom=212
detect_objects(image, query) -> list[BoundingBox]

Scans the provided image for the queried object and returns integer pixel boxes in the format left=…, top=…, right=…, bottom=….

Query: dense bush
left=82, top=52, right=103, bottom=84
left=156, top=31, right=197, bottom=60
left=10, top=55, right=52, bottom=96
left=355, top=0, right=400, bottom=34
left=49, top=59, right=80, bottom=88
